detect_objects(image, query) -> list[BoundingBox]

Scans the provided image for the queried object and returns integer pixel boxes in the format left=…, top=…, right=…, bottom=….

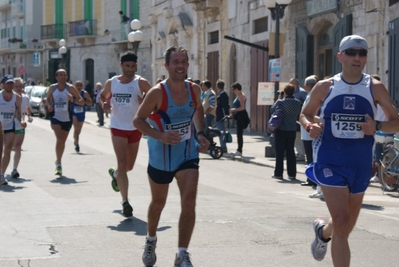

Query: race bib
left=165, top=120, right=191, bottom=142
left=114, top=93, right=131, bottom=106
left=1, top=112, right=14, bottom=122
left=331, top=113, right=365, bottom=139
left=54, top=101, right=68, bottom=111
left=73, top=106, right=84, bottom=113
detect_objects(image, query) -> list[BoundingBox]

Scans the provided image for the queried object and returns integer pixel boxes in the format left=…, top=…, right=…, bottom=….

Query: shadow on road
left=107, top=216, right=172, bottom=237
left=0, top=184, right=26, bottom=192
left=50, top=176, right=88, bottom=184
left=361, top=203, right=384, bottom=211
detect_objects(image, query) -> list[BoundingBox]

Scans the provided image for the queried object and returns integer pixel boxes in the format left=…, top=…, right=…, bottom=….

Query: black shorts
left=3, top=129, right=15, bottom=134
left=147, top=158, right=200, bottom=184
left=51, top=118, right=72, bottom=132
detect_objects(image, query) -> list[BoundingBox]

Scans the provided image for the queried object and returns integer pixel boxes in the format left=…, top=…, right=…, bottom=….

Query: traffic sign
left=17, top=65, right=26, bottom=75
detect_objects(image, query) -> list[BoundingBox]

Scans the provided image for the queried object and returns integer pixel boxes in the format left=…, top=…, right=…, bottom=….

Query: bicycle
left=379, top=134, right=399, bottom=192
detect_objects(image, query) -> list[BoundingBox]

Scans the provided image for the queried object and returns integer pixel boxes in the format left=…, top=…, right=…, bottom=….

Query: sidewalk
left=83, top=109, right=307, bottom=174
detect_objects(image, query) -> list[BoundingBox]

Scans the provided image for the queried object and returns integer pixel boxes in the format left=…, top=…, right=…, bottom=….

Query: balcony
left=0, top=0, right=11, bottom=11
left=68, top=19, right=97, bottom=44
left=41, top=24, right=66, bottom=47
left=9, top=39, right=43, bottom=52
left=183, top=0, right=220, bottom=10
left=11, top=0, right=24, bottom=18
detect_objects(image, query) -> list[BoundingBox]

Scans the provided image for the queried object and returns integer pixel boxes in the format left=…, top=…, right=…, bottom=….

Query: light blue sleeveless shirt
left=147, top=81, right=199, bottom=171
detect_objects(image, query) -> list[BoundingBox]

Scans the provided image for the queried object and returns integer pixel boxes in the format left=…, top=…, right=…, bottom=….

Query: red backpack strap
left=188, top=82, right=197, bottom=109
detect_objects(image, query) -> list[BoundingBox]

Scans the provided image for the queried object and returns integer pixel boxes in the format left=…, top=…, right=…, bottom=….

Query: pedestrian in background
left=95, top=82, right=104, bottom=126
left=230, top=82, right=249, bottom=156
left=201, top=80, right=215, bottom=129
left=289, top=77, right=307, bottom=161
left=72, top=80, right=92, bottom=153
left=215, top=79, right=230, bottom=152
left=270, top=83, right=302, bottom=180
left=301, top=35, right=399, bottom=267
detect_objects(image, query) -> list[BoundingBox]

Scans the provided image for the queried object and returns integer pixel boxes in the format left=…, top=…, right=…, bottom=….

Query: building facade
left=0, top=0, right=44, bottom=83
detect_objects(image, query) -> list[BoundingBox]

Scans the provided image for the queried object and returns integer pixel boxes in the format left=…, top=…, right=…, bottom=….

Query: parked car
left=27, top=86, right=47, bottom=116
left=39, top=87, right=50, bottom=119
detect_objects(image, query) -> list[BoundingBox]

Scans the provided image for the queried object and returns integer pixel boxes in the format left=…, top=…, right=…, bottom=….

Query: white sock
left=178, top=247, right=187, bottom=255
left=146, top=234, right=157, bottom=242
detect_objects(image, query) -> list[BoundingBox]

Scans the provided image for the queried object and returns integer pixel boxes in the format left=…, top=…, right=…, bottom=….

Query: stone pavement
left=83, top=108, right=308, bottom=175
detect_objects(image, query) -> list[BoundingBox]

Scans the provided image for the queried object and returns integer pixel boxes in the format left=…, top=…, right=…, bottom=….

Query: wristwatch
left=375, top=120, right=382, bottom=131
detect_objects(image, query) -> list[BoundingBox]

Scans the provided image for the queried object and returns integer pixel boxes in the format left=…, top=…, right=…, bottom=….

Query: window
left=254, top=17, right=268, bottom=34
left=209, top=31, right=219, bottom=44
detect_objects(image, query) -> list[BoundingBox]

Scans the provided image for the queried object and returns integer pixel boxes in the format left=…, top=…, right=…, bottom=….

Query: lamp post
left=127, top=19, right=143, bottom=55
left=264, top=0, right=292, bottom=100
left=58, top=39, right=67, bottom=69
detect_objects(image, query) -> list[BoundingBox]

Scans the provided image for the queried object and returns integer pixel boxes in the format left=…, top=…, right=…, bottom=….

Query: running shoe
left=122, top=200, right=133, bottom=217
left=174, top=251, right=194, bottom=267
left=370, top=175, right=379, bottom=183
left=142, top=238, right=157, bottom=267
left=1, top=175, right=8, bottom=185
left=75, top=144, right=80, bottom=153
left=311, top=219, right=328, bottom=261
left=55, top=165, right=62, bottom=175
left=233, top=150, right=242, bottom=157
left=11, top=169, right=20, bottom=178
left=108, top=167, right=119, bottom=192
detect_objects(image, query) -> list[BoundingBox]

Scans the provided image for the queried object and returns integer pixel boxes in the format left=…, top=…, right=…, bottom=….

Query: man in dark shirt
left=215, top=79, right=230, bottom=152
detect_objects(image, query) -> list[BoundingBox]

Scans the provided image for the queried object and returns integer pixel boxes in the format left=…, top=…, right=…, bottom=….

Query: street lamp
left=264, top=0, right=292, bottom=100
left=127, top=19, right=143, bottom=55
left=58, top=39, right=67, bottom=69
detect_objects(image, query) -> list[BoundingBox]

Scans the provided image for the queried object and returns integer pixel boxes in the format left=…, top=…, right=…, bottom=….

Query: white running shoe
left=370, top=175, right=379, bottom=183
left=174, top=251, right=193, bottom=267
left=311, top=219, right=329, bottom=261
left=142, top=238, right=157, bottom=267
left=233, top=150, right=242, bottom=157
left=1, top=175, right=8, bottom=185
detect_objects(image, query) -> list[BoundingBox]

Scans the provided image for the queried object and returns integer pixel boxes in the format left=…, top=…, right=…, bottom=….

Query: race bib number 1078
left=331, top=113, right=365, bottom=139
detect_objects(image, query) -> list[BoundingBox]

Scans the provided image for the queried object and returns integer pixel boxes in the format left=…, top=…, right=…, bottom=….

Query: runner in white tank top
left=100, top=51, right=152, bottom=217
left=0, top=74, right=25, bottom=186
left=46, top=69, right=84, bottom=176
left=109, top=74, right=143, bottom=130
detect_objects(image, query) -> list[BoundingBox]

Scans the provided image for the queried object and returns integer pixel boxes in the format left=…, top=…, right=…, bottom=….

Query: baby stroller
left=204, top=116, right=231, bottom=159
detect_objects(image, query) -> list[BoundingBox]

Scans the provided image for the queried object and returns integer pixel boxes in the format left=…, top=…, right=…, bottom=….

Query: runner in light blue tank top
left=147, top=81, right=198, bottom=172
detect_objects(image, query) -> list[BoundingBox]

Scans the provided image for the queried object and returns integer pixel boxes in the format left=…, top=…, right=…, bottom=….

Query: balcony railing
left=0, top=38, right=11, bottom=50
left=69, top=19, right=96, bottom=37
left=11, top=0, right=24, bottom=17
left=41, top=24, right=66, bottom=40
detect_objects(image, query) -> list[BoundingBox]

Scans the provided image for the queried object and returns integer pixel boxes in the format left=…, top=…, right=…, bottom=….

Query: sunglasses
left=343, top=48, right=368, bottom=57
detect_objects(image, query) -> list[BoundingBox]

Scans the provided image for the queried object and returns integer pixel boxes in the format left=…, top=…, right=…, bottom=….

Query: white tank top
left=110, top=75, right=142, bottom=130
left=14, top=94, right=29, bottom=130
left=0, top=91, right=17, bottom=131
left=52, top=85, right=71, bottom=122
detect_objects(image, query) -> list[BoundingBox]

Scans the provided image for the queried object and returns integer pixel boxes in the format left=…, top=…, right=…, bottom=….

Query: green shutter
left=55, top=0, right=64, bottom=38
left=120, top=0, right=126, bottom=14
left=20, top=25, right=23, bottom=39
left=84, top=0, right=93, bottom=20
left=13, top=26, right=16, bottom=38
left=132, top=0, right=139, bottom=19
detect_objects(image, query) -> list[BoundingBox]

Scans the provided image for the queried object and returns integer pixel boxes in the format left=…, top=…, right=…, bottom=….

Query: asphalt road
left=0, top=117, right=398, bottom=267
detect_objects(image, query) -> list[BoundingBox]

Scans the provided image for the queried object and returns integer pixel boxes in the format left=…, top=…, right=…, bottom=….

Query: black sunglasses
left=343, top=48, right=368, bottom=57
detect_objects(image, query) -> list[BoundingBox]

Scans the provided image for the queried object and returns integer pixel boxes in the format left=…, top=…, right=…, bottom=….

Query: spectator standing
left=215, top=79, right=230, bottom=152
left=95, top=82, right=104, bottom=126
left=270, top=83, right=302, bottom=180
left=201, top=80, right=216, bottom=129
left=289, top=77, right=307, bottom=161
left=229, top=82, right=249, bottom=156
left=84, top=80, right=93, bottom=110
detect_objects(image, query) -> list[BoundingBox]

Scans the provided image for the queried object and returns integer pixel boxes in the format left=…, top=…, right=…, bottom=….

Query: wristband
left=197, top=131, right=205, bottom=137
